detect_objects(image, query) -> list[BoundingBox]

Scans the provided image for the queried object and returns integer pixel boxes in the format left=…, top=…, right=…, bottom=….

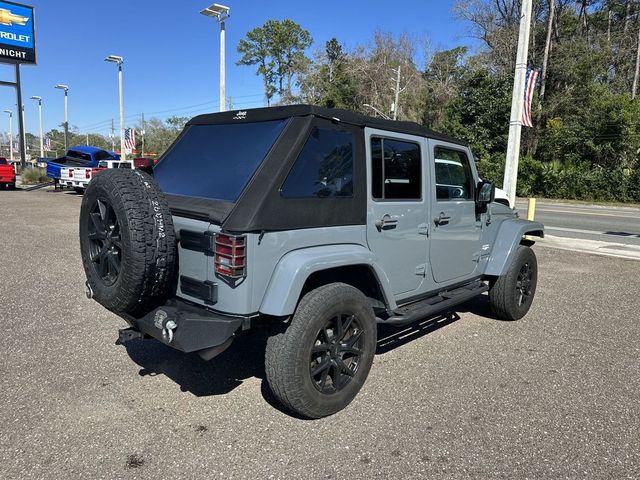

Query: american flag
left=124, top=128, right=136, bottom=151
left=521, top=68, right=539, bottom=128
left=43, top=137, right=52, bottom=151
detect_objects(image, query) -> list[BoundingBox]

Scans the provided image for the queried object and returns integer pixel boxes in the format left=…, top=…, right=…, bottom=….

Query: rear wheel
left=74, top=187, right=84, bottom=194
left=488, top=245, right=538, bottom=320
left=79, top=169, right=177, bottom=317
left=265, top=283, right=377, bottom=419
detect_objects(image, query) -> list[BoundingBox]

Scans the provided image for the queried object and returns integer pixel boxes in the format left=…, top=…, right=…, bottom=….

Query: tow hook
left=154, top=310, right=177, bottom=343
left=85, top=280, right=93, bottom=299
left=163, top=320, right=177, bottom=343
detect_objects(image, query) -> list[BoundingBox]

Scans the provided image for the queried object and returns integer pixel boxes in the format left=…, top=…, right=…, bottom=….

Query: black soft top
left=188, top=104, right=467, bottom=147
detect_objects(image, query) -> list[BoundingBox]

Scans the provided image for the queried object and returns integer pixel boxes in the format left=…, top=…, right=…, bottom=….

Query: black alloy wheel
left=488, top=245, right=538, bottom=321
left=309, top=314, right=364, bottom=394
left=265, top=283, right=377, bottom=418
left=515, top=262, right=533, bottom=306
left=87, top=198, right=122, bottom=286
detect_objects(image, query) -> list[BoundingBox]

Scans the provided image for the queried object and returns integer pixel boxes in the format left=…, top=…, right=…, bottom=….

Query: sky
left=0, top=0, right=474, bottom=139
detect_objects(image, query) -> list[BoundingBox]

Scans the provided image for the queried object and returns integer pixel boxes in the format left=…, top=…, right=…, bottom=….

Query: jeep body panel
left=364, top=128, right=431, bottom=298
left=484, top=218, right=545, bottom=276
left=427, top=138, right=484, bottom=283
left=259, top=243, right=394, bottom=316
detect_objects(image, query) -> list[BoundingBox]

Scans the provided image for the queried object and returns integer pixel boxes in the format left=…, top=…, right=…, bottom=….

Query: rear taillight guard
left=214, top=233, right=246, bottom=278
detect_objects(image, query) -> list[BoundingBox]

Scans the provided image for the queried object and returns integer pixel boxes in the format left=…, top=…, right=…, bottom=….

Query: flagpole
left=503, top=0, right=533, bottom=207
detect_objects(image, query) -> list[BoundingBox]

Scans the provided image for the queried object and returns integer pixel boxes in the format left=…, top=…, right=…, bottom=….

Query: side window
left=281, top=127, right=354, bottom=198
left=434, top=147, right=474, bottom=201
left=371, top=137, right=421, bottom=200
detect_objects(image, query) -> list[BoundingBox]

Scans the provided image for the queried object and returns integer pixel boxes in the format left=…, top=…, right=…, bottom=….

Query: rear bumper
left=120, top=298, right=245, bottom=354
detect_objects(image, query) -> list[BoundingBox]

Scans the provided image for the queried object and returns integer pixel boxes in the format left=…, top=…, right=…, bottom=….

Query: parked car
left=47, top=146, right=119, bottom=187
left=0, top=157, right=16, bottom=189
left=78, top=105, right=544, bottom=419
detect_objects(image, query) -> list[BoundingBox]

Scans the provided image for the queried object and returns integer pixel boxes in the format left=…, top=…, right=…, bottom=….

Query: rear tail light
left=214, top=233, right=246, bottom=278
left=68, top=168, right=74, bottom=177
left=85, top=169, right=91, bottom=179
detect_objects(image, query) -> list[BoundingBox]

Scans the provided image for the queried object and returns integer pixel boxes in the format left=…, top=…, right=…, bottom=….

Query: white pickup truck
left=60, top=166, right=103, bottom=193
left=61, top=161, right=133, bottom=193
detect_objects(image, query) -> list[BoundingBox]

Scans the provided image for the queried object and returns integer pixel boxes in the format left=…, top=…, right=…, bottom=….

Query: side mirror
left=476, top=181, right=495, bottom=205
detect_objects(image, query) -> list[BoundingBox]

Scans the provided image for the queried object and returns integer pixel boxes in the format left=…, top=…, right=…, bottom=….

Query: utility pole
left=633, top=21, right=640, bottom=100
left=86, top=133, right=89, bottom=146
left=503, top=0, right=533, bottom=207
left=392, top=65, right=401, bottom=120
left=141, top=113, right=146, bottom=157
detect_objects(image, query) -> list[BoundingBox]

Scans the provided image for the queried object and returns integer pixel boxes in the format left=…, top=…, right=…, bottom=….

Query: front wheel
left=488, top=245, right=538, bottom=321
left=265, top=283, right=377, bottom=419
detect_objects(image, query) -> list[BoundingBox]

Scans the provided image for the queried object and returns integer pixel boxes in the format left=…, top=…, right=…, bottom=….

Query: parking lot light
left=54, top=84, right=69, bottom=151
left=200, top=3, right=230, bottom=112
left=30, top=96, right=44, bottom=158
left=3, top=109, right=12, bottom=163
left=104, top=55, right=126, bottom=161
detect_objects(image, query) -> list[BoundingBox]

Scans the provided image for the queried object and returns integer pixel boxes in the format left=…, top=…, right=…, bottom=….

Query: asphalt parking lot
left=1, top=189, right=639, bottom=479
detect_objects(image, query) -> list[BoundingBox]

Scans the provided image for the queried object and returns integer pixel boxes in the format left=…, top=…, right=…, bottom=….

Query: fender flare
left=259, top=244, right=395, bottom=316
left=484, top=219, right=544, bottom=276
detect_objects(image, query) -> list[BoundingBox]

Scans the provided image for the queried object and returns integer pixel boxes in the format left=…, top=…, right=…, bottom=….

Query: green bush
left=20, top=167, right=49, bottom=185
left=477, top=154, right=640, bottom=203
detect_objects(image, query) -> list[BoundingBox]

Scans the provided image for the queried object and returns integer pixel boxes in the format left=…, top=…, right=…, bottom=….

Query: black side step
left=380, top=281, right=489, bottom=327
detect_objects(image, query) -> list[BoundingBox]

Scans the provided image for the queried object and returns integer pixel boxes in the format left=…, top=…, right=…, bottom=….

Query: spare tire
left=79, top=168, right=177, bottom=317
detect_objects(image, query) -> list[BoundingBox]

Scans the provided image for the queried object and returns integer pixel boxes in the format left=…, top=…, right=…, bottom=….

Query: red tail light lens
left=214, top=233, right=246, bottom=278
left=85, top=169, right=91, bottom=179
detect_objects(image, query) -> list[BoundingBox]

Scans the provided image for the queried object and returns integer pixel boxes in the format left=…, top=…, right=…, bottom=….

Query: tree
left=237, top=19, right=312, bottom=104
left=298, top=38, right=356, bottom=109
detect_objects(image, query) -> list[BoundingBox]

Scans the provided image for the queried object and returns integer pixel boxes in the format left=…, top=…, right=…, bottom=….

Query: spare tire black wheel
left=79, top=169, right=177, bottom=317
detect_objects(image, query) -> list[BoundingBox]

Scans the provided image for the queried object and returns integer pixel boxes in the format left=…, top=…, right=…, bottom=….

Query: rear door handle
left=375, top=214, right=398, bottom=230
left=434, top=212, right=451, bottom=226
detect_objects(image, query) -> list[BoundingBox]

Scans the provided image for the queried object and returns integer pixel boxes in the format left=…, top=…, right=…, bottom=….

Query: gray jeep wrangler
left=79, top=105, right=544, bottom=418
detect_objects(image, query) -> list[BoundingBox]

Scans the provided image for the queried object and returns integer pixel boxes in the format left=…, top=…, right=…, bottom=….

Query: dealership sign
left=0, top=1, right=35, bottom=64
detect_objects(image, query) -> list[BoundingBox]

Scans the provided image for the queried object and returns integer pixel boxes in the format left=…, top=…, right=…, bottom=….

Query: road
left=514, top=200, right=640, bottom=246
left=1, top=189, right=639, bottom=479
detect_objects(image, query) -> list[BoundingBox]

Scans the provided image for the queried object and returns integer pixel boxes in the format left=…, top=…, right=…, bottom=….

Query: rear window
left=67, top=150, right=91, bottom=163
left=154, top=120, right=288, bottom=202
left=0, top=158, right=6, bottom=165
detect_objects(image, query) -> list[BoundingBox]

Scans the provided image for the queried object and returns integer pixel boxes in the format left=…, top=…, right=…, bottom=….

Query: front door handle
left=434, top=212, right=451, bottom=226
left=375, top=214, right=398, bottom=230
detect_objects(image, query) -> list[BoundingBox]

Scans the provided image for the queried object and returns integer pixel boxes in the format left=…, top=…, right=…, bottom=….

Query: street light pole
left=4, top=110, right=12, bottom=162
left=200, top=3, right=230, bottom=112
left=105, top=55, right=126, bottom=161
left=54, top=84, right=69, bottom=151
left=503, top=0, right=533, bottom=207
left=30, top=96, right=43, bottom=158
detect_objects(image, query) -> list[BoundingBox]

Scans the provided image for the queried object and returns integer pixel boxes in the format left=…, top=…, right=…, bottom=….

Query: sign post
left=0, top=1, right=36, bottom=170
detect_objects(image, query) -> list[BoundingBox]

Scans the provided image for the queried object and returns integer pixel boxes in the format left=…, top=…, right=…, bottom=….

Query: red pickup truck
left=0, top=157, right=16, bottom=189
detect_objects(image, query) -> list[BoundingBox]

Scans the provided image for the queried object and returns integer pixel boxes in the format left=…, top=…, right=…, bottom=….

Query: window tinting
left=434, top=147, right=474, bottom=201
left=0, top=158, right=6, bottom=165
left=67, top=150, right=92, bottom=163
left=281, top=127, right=354, bottom=198
left=371, top=137, right=421, bottom=200
left=154, top=120, right=287, bottom=202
